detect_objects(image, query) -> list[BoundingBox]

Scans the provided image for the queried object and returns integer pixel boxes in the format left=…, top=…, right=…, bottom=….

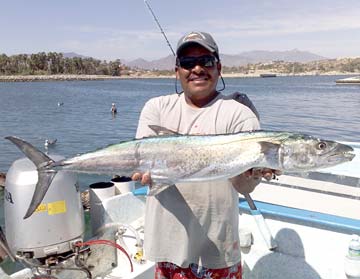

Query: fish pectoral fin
left=147, top=182, right=174, bottom=196
left=259, top=141, right=280, bottom=157
left=148, top=125, right=180, bottom=136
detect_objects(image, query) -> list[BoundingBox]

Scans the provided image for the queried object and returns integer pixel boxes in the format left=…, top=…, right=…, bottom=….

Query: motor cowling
left=4, top=156, right=84, bottom=259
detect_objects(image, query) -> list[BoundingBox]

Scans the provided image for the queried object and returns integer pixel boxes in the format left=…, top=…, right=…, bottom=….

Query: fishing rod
left=143, top=0, right=182, bottom=93
left=143, top=0, right=176, bottom=57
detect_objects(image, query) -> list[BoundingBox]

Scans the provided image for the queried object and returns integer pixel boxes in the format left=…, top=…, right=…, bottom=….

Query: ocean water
left=0, top=75, right=359, bottom=175
left=0, top=75, right=359, bottom=273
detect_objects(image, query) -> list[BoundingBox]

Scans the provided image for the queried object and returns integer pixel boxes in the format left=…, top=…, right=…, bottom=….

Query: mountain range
left=123, top=49, right=327, bottom=70
left=62, top=52, right=88, bottom=59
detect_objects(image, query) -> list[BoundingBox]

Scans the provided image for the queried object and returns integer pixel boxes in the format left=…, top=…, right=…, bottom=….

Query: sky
left=1, top=0, right=360, bottom=61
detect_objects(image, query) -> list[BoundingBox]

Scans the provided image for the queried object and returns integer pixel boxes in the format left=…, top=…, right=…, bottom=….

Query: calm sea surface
left=0, top=75, right=359, bottom=272
left=0, top=75, right=359, bottom=175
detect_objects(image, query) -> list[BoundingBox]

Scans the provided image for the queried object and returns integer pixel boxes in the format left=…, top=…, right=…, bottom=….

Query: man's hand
left=231, top=168, right=282, bottom=194
left=132, top=171, right=152, bottom=185
left=245, top=168, right=282, bottom=181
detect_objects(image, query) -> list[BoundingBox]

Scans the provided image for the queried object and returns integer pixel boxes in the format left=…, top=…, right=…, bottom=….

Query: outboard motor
left=4, top=155, right=84, bottom=260
left=2, top=156, right=126, bottom=278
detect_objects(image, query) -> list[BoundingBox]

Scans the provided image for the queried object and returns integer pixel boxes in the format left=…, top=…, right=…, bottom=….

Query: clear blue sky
left=1, top=0, right=360, bottom=61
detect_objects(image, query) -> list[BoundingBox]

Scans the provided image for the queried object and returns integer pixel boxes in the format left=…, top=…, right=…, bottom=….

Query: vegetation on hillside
left=1, top=52, right=359, bottom=77
left=221, top=58, right=360, bottom=75
left=0, top=52, right=131, bottom=76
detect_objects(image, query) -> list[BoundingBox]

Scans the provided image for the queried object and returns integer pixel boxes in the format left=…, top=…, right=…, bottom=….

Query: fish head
left=280, top=135, right=355, bottom=172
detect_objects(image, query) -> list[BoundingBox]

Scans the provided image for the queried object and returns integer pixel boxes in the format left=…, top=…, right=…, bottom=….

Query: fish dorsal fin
left=148, top=125, right=180, bottom=136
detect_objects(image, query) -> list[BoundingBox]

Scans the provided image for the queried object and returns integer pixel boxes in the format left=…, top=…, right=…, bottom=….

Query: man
left=133, top=31, right=278, bottom=279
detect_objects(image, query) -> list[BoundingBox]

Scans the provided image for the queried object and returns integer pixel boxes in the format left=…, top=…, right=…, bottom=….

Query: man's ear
left=217, top=62, right=222, bottom=74
left=175, top=66, right=180, bottom=78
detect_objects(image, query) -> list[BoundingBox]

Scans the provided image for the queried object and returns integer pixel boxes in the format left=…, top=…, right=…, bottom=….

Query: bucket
left=89, top=182, right=115, bottom=234
left=89, top=182, right=115, bottom=204
left=111, top=176, right=135, bottom=195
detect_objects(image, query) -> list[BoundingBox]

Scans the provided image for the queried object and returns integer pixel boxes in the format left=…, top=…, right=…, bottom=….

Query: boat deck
left=251, top=174, right=359, bottom=220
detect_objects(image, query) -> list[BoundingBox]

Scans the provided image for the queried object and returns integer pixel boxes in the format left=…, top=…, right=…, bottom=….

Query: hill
left=123, top=50, right=327, bottom=70
left=62, top=52, right=88, bottom=59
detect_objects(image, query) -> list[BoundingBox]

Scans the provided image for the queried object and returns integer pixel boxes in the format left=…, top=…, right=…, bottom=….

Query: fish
left=5, top=126, right=355, bottom=219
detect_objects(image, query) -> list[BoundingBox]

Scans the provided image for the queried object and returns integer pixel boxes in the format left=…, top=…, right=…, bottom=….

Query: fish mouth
left=343, top=151, right=355, bottom=161
left=328, top=145, right=355, bottom=162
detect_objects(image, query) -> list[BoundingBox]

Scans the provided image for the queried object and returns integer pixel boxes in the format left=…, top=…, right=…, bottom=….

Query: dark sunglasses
left=177, top=55, right=218, bottom=70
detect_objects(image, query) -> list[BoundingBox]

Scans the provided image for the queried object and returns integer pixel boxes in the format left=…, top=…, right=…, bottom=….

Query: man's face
left=176, top=45, right=221, bottom=105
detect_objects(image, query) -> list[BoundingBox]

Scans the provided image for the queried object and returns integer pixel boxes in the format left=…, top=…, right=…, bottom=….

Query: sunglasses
left=177, top=55, right=218, bottom=70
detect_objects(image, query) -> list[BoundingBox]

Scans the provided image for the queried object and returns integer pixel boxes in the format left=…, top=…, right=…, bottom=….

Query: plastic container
left=89, top=182, right=115, bottom=234
left=89, top=182, right=115, bottom=204
left=239, top=228, right=253, bottom=248
left=349, top=235, right=360, bottom=258
left=111, top=176, right=135, bottom=195
left=345, top=235, right=360, bottom=278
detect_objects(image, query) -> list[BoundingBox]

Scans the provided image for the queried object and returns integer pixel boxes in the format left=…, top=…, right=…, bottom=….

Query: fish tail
left=5, top=136, right=56, bottom=219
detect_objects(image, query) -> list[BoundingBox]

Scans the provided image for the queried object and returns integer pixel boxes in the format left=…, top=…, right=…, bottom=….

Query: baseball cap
left=176, top=31, right=219, bottom=59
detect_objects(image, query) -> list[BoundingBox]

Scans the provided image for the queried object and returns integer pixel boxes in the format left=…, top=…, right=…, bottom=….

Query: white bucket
left=89, top=182, right=115, bottom=204
left=89, top=182, right=115, bottom=234
left=111, top=176, right=135, bottom=195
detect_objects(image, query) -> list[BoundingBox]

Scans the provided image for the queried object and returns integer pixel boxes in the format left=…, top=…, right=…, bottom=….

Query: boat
left=260, top=73, right=277, bottom=78
left=1, top=142, right=359, bottom=279
left=335, top=76, right=360, bottom=84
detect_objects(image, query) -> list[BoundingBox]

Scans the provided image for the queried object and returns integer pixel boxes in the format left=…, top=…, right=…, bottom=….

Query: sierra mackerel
left=6, top=128, right=355, bottom=219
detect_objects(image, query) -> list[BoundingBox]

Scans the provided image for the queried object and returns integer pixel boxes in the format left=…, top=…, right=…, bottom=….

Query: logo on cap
left=183, top=32, right=206, bottom=42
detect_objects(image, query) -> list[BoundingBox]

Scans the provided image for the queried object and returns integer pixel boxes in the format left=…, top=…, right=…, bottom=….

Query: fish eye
left=317, top=141, right=327, bottom=150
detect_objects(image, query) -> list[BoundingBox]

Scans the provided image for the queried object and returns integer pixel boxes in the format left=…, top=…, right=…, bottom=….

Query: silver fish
left=5, top=126, right=355, bottom=219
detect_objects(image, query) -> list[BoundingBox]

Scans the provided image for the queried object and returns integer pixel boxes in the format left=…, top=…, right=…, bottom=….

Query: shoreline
left=0, top=74, right=125, bottom=82
left=0, top=72, right=357, bottom=82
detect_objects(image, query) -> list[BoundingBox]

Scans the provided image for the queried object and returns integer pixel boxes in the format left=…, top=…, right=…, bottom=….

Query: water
left=0, top=75, right=359, bottom=174
left=0, top=75, right=359, bottom=273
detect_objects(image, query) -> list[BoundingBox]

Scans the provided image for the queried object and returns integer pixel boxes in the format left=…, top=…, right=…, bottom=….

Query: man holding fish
left=5, top=32, right=354, bottom=279
left=133, top=31, right=279, bottom=279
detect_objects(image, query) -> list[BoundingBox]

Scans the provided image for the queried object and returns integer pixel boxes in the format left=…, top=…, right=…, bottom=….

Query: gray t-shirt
left=136, top=92, right=260, bottom=268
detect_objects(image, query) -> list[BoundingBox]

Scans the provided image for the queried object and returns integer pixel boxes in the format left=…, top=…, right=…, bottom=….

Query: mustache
left=188, top=73, right=210, bottom=81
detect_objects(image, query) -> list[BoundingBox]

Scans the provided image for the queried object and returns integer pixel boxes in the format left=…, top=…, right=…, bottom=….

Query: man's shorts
left=155, top=261, right=242, bottom=279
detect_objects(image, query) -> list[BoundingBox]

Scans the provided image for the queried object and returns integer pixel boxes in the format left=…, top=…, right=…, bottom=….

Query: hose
left=96, top=222, right=143, bottom=251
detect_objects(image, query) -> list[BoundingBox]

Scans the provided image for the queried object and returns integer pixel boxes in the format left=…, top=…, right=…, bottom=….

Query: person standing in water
left=111, top=103, right=117, bottom=114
